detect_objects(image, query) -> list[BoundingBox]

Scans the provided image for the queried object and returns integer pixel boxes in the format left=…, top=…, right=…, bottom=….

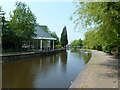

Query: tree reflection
left=2, top=54, right=60, bottom=88
left=59, top=51, right=68, bottom=73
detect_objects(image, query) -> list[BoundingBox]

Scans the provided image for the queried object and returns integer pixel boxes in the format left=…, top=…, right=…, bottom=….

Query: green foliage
left=0, top=6, right=2, bottom=28
left=70, top=39, right=83, bottom=46
left=2, top=21, right=16, bottom=49
left=83, top=30, right=100, bottom=49
left=2, top=2, right=37, bottom=49
left=41, top=25, right=49, bottom=33
left=73, top=2, right=120, bottom=57
left=60, top=26, right=68, bottom=47
left=110, top=47, right=120, bottom=58
left=102, top=45, right=111, bottom=53
left=10, top=2, right=37, bottom=40
left=2, top=2, right=36, bottom=49
left=55, top=45, right=62, bottom=48
left=50, top=31, right=59, bottom=45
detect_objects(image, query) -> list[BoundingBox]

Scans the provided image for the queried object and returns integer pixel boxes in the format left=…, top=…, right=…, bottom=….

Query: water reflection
left=79, top=51, right=91, bottom=64
left=3, top=50, right=91, bottom=88
left=60, top=51, right=67, bottom=73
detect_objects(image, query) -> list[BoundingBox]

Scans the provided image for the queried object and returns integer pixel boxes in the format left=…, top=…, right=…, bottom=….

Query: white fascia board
left=33, top=37, right=56, bottom=40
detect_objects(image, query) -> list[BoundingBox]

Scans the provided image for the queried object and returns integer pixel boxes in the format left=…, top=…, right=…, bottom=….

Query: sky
left=1, top=1, right=86, bottom=44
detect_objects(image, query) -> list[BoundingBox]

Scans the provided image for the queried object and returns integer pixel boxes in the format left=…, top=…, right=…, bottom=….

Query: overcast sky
left=1, top=1, right=86, bottom=44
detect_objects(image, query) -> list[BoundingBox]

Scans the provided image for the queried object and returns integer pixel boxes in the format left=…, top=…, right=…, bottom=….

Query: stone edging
left=70, top=49, right=94, bottom=88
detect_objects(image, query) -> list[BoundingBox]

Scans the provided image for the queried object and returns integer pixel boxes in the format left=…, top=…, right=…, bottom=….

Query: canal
left=2, top=50, right=91, bottom=88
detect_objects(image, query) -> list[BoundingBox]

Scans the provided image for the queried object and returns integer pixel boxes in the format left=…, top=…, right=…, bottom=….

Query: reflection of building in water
left=38, top=54, right=59, bottom=70
left=50, top=54, right=59, bottom=64
left=59, top=51, right=68, bottom=73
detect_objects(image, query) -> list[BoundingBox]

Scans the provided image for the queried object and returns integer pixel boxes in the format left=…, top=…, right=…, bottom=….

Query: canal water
left=2, top=50, right=91, bottom=88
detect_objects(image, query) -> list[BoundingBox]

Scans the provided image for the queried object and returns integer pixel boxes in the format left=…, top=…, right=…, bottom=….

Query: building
left=32, top=25, right=56, bottom=50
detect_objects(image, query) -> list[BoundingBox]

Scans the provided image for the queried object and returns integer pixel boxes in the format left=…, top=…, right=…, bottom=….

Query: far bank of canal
left=2, top=50, right=91, bottom=88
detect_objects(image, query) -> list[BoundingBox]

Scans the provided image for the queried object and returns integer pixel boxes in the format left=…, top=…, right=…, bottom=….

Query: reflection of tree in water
left=59, top=51, right=68, bottom=73
left=82, top=52, right=91, bottom=64
left=2, top=54, right=61, bottom=88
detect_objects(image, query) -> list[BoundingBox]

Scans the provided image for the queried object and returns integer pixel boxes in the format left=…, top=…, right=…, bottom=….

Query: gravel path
left=70, top=50, right=119, bottom=88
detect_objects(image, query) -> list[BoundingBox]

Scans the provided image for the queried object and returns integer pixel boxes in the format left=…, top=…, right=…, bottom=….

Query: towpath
left=70, top=50, right=119, bottom=88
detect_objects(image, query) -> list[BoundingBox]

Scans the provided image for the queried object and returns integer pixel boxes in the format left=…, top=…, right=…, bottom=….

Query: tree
left=0, top=6, right=1, bottom=12
left=83, top=30, right=101, bottom=49
left=72, top=2, right=120, bottom=57
left=0, top=6, right=2, bottom=31
left=0, top=8, right=13, bottom=50
left=0, top=6, right=2, bottom=50
left=79, top=39, right=83, bottom=46
left=50, top=31, right=59, bottom=45
left=70, top=39, right=83, bottom=47
left=0, top=7, right=5, bottom=31
left=60, top=26, right=68, bottom=47
left=41, top=25, right=49, bottom=33
left=9, top=2, right=37, bottom=49
left=0, top=6, right=2, bottom=23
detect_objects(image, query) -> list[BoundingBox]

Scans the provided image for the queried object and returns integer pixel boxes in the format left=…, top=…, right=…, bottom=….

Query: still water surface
left=3, top=50, right=91, bottom=88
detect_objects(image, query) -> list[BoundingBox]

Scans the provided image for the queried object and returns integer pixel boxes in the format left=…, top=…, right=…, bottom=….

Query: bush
left=114, top=52, right=120, bottom=58
left=111, top=47, right=120, bottom=58
left=102, top=45, right=111, bottom=53
left=55, top=45, right=62, bottom=48
left=102, top=46, right=107, bottom=52
left=96, top=46, right=102, bottom=51
left=82, top=46, right=86, bottom=49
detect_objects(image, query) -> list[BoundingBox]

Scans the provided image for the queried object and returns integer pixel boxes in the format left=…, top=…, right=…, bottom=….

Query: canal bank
left=70, top=50, right=119, bottom=88
left=1, top=48, right=66, bottom=62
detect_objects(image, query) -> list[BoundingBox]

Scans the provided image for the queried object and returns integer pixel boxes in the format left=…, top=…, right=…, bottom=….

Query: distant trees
left=70, top=39, right=83, bottom=47
left=0, top=6, right=2, bottom=49
left=0, top=6, right=3, bottom=29
left=0, top=6, right=1, bottom=12
left=50, top=31, right=59, bottom=45
left=0, top=6, right=2, bottom=23
left=60, top=26, right=68, bottom=47
left=2, top=2, right=37, bottom=50
left=41, top=25, right=49, bottom=33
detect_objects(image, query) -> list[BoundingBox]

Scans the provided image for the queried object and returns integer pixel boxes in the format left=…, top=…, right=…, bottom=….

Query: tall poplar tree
left=60, top=26, right=68, bottom=47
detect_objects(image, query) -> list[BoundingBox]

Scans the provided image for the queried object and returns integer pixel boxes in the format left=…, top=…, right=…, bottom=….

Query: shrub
left=102, top=45, right=111, bottom=53
left=55, top=45, right=62, bottom=48
left=102, top=46, right=107, bottom=52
